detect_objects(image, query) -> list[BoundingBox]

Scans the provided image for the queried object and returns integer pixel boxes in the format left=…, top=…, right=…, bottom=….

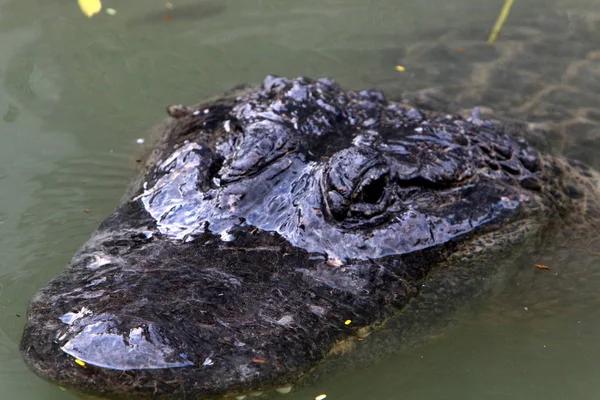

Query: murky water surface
left=2, top=0, right=600, bottom=398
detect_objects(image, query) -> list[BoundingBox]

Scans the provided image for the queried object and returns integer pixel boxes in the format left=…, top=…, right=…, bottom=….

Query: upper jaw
left=20, top=213, right=410, bottom=398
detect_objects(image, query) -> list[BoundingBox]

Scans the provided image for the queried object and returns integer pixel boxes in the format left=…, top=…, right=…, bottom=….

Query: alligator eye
left=218, top=121, right=296, bottom=183
left=347, top=166, right=389, bottom=219
left=323, top=147, right=390, bottom=223
left=354, top=173, right=387, bottom=204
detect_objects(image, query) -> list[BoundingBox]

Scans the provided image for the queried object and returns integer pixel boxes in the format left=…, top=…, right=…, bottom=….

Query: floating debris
left=395, top=65, right=406, bottom=72
left=74, top=359, right=86, bottom=367
left=488, top=0, right=515, bottom=45
left=78, top=0, right=102, bottom=18
left=105, top=8, right=116, bottom=15
left=344, top=319, right=351, bottom=325
left=535, top=264, right=550, bottom=270
left=356, top=327, right=370, bottom=338
left=136, top=138, right=145, bottom=144
left=315, top=394, right=327, bottom=400
left=83, top=209, right=91, bottom=213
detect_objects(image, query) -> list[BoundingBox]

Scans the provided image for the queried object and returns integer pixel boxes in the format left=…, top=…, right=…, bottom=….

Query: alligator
left=20, top=76, right=600, bottom=399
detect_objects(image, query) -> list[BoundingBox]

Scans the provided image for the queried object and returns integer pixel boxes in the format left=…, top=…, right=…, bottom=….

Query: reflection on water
left=1, top=0, right=600, bottom=398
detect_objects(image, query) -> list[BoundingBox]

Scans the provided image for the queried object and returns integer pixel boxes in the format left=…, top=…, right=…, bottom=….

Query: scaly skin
left=20, top=76, right=600, bottom=399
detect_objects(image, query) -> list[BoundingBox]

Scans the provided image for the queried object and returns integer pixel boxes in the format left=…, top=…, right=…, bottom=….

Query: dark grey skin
left=20, top=76, right=600, bottom=399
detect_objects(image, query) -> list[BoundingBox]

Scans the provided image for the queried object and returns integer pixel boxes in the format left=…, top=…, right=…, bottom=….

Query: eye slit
left=354, top=175, right=387, bottom=204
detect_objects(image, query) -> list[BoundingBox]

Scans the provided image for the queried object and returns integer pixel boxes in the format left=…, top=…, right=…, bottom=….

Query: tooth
left=276, top=386, right=293, bottom=394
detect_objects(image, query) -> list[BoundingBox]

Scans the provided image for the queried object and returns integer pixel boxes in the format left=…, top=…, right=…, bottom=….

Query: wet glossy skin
left=20, top=76, right=600, bottom=399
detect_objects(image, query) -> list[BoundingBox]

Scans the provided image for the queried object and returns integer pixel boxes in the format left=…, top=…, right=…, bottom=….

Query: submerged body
left=20, top=76, right=600, bottom=399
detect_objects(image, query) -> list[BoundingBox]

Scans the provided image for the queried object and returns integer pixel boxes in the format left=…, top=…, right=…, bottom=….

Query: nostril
left=60, top=318, right=193, bottom=371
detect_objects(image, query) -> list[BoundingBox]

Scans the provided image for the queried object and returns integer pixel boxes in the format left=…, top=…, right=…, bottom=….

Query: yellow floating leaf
left=78, top=0, right=102, bottom=18
left=395, top=65, right=406, bottom=72
left=344, top=319, right=352, bottom=325
left=74, top=359, right=86, bottom=367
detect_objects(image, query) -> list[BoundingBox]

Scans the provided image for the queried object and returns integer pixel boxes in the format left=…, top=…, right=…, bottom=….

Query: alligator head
left=20, top=76, right=598, bottom=399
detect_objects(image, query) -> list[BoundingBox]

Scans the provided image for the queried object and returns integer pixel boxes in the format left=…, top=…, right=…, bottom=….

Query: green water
left=2, top=0, right=600, bottom=399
